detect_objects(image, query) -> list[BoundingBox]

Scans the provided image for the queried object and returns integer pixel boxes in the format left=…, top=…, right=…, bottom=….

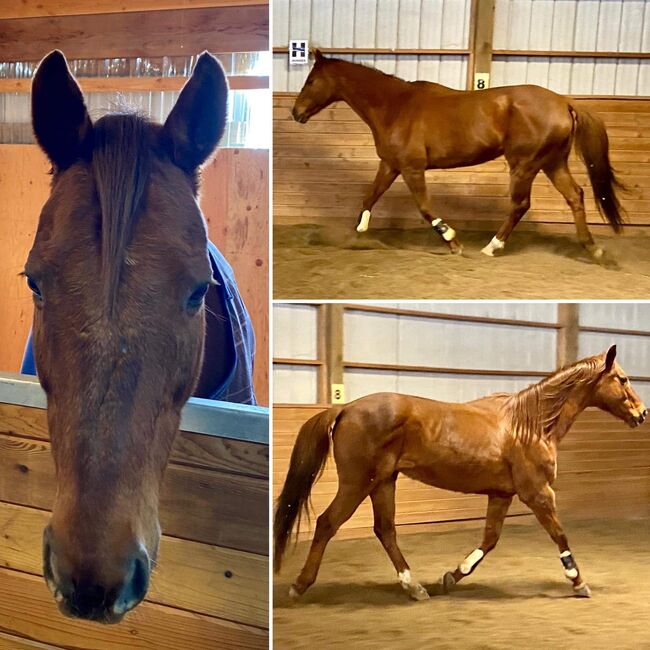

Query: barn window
left=0, top=51, right=271, bottom=148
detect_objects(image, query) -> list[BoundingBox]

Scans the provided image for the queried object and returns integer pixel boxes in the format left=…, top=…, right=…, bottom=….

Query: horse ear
left=31, top=50, right=93, bottom=170
left=605, top=345, right=617, bottom=371
left=162, top=51, right=228, bottom=173
left=310, top=47, right=324, bottom=63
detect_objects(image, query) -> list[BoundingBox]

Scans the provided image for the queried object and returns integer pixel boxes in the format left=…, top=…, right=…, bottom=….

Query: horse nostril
left=72, top=582, right=107, bottom=616
left=112, top=549, right=150, bottom=616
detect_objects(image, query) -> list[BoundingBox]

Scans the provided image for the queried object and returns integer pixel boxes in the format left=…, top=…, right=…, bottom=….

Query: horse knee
left=315, top=513, right=336, bottom=540
left=373, top=521, right=395, bottom=542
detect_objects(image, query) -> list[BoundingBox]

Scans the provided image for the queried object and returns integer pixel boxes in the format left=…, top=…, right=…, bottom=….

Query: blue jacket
left=21, top=240, right=257, bottom=405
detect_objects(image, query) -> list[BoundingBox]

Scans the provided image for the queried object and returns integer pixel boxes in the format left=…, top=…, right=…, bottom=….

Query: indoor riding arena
left=273, top=0, right=650, bottom=299
left=273, top=302, right=650, bottom=649
left=0, top=3, right=269, bottom=648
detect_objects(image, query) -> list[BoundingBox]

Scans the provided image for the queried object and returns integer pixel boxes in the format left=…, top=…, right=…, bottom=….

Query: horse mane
left=321, top=55, right=456, bottom=94
left=91, top=111, right=153, bottom=317
left=506, top=354, right=605, bottom=444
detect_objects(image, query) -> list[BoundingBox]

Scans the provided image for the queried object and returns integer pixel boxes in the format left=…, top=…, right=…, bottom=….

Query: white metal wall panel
left=579, top=303, right=650, bottom=330
left=273, top=0, right=471, bottom=91
left=578, top=332, right=650, bottom=378
left=492, top=0, right=650, bottom=95
left=344, top=311, right=556, bottom=371
left=274, top=366, right=319, bottom=403
left=344, top=369, right=537, bottom=402
left=365, top=302, right=558, bottom=322
left=273, top=304, right=318, bottom=359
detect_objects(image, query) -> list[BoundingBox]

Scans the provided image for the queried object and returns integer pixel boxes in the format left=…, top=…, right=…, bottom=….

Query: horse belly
left=399, top=453, right=513, bottom=495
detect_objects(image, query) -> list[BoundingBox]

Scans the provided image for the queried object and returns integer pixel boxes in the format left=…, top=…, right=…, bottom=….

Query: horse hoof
left=573, top=583, right=591, bottom=598
left=408, top=583, right=430, bottom=601
left=289, top=585, right=301, bottom=601
left=440, top=572, right=456, bottom=594
left=449, top=241, right=463, bottom=255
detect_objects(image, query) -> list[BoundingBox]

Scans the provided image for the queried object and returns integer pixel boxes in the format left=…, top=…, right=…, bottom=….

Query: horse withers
left=275, top=346, right=646, bottom=601
left=292, top=50, right=626, bottom=261
left=26, top=50, right=228, bottom=623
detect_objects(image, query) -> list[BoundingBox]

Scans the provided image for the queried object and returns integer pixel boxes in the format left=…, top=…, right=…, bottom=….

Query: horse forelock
left=507, top=355, right=604, bottom=444
left=91, top=112, right=153, bottom=318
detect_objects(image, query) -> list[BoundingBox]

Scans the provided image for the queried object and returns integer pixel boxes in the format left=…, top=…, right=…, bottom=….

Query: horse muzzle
left=291, top=108, right=309, bottom=124
left=628, top=408, right=647, bottom=428
left=43, top=526, right=150, bottom=624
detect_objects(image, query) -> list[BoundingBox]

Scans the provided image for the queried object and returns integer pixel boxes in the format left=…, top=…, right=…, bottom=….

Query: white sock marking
left=357, top=210, right=371, bottom=232
left=398, top=569, right=412, bottom=589
left=481, top=236, right=505, bottom=257
left=459, top=548, right=484, bottom=575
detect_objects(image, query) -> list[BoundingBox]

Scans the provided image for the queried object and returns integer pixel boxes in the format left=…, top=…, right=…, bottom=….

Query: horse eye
left=619, top=376, right=628, bottom=385
left=187, top=283, right=209, bottom=310
left=26, top=276, right=42, bottom=300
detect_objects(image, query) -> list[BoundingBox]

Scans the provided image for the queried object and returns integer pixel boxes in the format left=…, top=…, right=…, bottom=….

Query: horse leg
left=290, top=480, right=371, bottom=599
left=482, top=167, right=535, bottom=256
left=544, top=161, right=604, bottom=261
left=521, top=484, right=591, bottom=597
left=370, top=475, right=428, bottom=601
left=401, top=167, right=463, bottom=254
left=441, top=494, right=513, bottom=592
left=356, top=160, right=398, bottom=232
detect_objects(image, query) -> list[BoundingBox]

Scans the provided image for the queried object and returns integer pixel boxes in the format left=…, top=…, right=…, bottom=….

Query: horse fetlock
left=584, top=242, right=604, bottom=259
left=459, top=548, right=484, bottom=575
left=481, top=236, right=505, bottom=257
left=356, top=209, right=371, bottom=232
left=431, top=218, right=456, bottom=242
left=289, top=584, right=304, bottom=600
left=399, top=570, right=429, bottom=600
left=560, top=550, right=579, bottom=580
left=573, top=582, right=591, bottom=598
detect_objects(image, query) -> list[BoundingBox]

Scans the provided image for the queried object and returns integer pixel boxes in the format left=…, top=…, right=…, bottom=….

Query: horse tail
left=273, top=406, right=343, bottom=572
left=571, top=106, right=627, bottom=233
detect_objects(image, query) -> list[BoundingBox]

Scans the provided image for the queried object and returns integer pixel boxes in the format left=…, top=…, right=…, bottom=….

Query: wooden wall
left=0, top=145, right=269, bottom=405
left=0, top=400, right=268, bottom=648
left=0, top=4, right=268, bottom=61
left=273, top=94, right=650, bottom=234
left=274, top=405, right=650, bottom=541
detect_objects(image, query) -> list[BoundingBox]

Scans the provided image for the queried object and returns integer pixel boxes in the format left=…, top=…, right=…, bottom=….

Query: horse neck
left=332, top=62, right=405, bottom=131
left=513, top=370, right=597, bottom=444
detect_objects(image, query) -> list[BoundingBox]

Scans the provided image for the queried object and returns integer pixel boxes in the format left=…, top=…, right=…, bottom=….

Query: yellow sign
left=474, top=73, right=490, bottom=90
left=331, top=384, right=345, bottom=404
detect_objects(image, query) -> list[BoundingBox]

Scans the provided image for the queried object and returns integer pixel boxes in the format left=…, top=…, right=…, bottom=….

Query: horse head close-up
left=26, top=49, right=227, bottom=623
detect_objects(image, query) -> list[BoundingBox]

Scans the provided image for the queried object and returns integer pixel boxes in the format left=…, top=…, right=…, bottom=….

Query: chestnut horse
left=275, top=346, right=646, bottom=601
left=26, top=50, right=230, bottom=622
left=292, top=51, right=626, bottom=261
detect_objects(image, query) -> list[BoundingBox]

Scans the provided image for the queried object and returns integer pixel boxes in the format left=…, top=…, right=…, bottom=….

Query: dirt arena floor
left=274, top=518, right=650, bottom=649
left=273, top=225, right=650, bottom=299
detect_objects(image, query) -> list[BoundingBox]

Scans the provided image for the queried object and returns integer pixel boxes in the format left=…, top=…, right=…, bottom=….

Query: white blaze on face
left=481, top=236, right=505, bottom=257
left=459, top=548, right=484, bottom=575
left=357, top=210, right=371, bottom=232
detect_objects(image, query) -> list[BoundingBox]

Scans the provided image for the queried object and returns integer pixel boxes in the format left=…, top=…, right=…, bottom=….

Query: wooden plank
left=0, top=433, right=268, bottom=554
left=324, top=304, right=344, bottom=402
left=467, top=0, right=495, bottom=90
left=272, top=47, right=469, bottom=55
left=0, top=1, right=268, bottom=19
left=0, top=6, right=268, bottom=62
left=0, top=568, right=267, bottom=650
left=0, top=76, right=269, bottom=93
left=0, top=631, right=61, bottom=649
left=343, top=361, right=549, bottom=377
left=0, top=402, right=269, bottom=479
left=557, top=303, right=579, bottom=366
left=0, top=501, right=267, bottom=628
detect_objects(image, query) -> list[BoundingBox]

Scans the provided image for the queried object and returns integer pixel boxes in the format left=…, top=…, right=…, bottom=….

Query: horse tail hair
left=273, top=406, right=343, bottom=573
left=571, top=106, right=627, bottom=233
